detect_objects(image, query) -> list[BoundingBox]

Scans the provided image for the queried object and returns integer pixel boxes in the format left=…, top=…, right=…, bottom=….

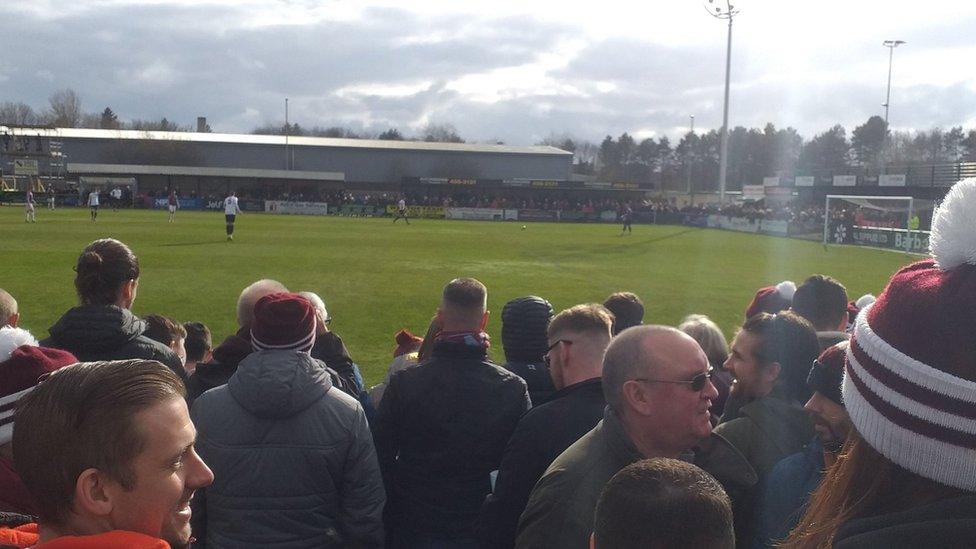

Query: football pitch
left=0, top=206, right=915, bottom=384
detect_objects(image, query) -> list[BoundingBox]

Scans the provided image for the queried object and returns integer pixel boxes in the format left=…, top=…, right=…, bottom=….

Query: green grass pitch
left=0, top=206, right=915, bottom=385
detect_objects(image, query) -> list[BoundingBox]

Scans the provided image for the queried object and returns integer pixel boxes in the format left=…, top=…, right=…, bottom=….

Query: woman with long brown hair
left=783, top=179, right=976, bottom=548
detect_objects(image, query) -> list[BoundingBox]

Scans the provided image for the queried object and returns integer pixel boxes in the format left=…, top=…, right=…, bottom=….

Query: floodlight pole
left=882, top=40, right=905, bottom=126
left=706, top=0, right=737, bottom=205
left=686, top=115, right=695, bottom=196
left=284, top=98, right=290, bottom=170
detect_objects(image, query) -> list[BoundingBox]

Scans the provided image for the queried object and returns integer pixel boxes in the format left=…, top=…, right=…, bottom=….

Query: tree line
left=542, top=119, right=976, bottom=190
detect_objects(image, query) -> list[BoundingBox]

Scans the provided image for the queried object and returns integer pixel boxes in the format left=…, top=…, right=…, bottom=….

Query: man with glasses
left=478, top=304, right=613, bottom=548
left=515, top=326, right=720, bottom=549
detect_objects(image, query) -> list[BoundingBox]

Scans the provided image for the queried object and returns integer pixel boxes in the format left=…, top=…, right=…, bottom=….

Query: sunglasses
left=634, top=367, right=714, bottom=392
left=543, top=339, right=572, bottom=367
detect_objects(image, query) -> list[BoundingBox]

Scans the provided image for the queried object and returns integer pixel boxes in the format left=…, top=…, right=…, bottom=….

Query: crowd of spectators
left=1, top=179, right=974, bottom=548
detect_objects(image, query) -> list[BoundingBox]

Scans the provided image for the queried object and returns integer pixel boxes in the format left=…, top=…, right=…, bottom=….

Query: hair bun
left=78, top=251, right=104, bottom=270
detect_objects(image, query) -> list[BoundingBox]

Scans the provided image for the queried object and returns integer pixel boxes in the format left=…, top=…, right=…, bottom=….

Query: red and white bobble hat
left=843, top=178, right=976, bottom=491
left=744, top=280, right=796, bottom=319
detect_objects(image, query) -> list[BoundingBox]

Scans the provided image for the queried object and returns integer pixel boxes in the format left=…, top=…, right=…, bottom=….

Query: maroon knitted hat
left=0, top=345, right=78, bottom=444
left=393, top=329, right=423, bottom=358
left=843, top=178, right=976, bottom=491
left=250, top=292, right=317, bottom=352
left=745, top=280, right=796, bottom=319
left=807, top=341, right=848, bottom=405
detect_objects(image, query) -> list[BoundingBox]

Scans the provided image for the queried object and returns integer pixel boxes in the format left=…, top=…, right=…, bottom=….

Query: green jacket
left=715, top=386, right=814, bottom=477
left=515, top=408, right=756, bottom=549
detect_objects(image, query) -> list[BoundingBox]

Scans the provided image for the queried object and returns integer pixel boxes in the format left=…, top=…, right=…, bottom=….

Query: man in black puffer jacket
left=373, top=278, right=530, bottom=547
left=191, top=293, right=384, bottom=548
left=500, top=296, right=555, bottom=405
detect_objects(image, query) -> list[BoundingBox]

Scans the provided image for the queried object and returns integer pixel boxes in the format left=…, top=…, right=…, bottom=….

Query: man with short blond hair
left=374, top=278, right=530, bottom=546
left=478, top=304, right=613, bottom=548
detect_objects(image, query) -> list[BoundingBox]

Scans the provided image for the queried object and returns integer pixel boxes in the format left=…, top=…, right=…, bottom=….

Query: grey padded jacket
left=190, top=350, right=385, bottom=548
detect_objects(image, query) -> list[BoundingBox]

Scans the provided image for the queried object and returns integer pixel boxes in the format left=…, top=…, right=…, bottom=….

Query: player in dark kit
left=620, top=204, right=633, bottom=235
left=393, top=197, right=410, bottom=224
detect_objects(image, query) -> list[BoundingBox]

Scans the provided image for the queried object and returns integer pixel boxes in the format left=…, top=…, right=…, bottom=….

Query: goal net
left=823, top=195, right=934, bottom=254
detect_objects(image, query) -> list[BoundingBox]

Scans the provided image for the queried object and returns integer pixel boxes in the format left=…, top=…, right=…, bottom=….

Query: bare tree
left=0, top=102, right=41, bottom=125
left=421, top=123, right=464, bottom=143
left=46, top=89, right=83, bottom=127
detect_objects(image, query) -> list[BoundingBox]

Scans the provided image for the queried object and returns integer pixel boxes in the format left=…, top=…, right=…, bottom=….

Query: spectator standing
left=0, top=289, right=18, bottom=328
left=182, top=321, right=212, bottom=376
left=755, top=341, right=852, bottom=547
left=0, top=342, right=77, bottom=516
left=785, top=178, right=976, bottom=548
left=143, top=314, right=187, bottom=369
left=373, top=278, right=530, bottom=547
left=0, top=360, right=213, bottom=548
left=790, top=274, right=850, bottom=349
left=716, top=311, right=819, bottom=545
left=500, top=296, right=556, bottom=405
left=515, top=326, right=729, bottom=549
left=602, top=292, right=644, bottom=335
left=592, top=459, right=734, bottom=549
left=477, top=304, right=613, bottom=548
left=186, top=279, right=287, bottom=402
left=191, top=293, right=384, bottom=548
left=678, top=314, right=733, bottom=419
left=42, top=239, right=185, bottom=381
left=300, top=291, right=366, bottom=400
left=744, top=281, right=796, bottom=320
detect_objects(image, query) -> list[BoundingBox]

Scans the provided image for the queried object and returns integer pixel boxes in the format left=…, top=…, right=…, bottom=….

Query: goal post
left=824, top=194, right=930, bottom=254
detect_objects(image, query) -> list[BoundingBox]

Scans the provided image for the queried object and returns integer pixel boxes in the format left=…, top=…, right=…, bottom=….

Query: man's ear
left=622, top=380, right=652, bottom=415
left=764, top=362, right=782, bottom=385
left=479, top=310, right=489, bottom=331
left=6, top=313, right=18, bottom=328
left=73, top=468, right=115, bottom=518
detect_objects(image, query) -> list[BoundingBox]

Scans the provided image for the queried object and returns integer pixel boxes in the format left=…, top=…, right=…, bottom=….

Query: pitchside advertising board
left=851, top=227, right=930, bottom=253
left=154, top=198, right=205, bottom=210
left=384, top=205, right=446, bottom=218
left=444, top=207, right=518, bottom=221
left=879, top=174, right=907, bottom=187
left=265, top=201, right=329, bottom=216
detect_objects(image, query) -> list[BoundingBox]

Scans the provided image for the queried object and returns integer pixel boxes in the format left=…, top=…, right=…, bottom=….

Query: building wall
left=59, top=137, right=572, bottom=184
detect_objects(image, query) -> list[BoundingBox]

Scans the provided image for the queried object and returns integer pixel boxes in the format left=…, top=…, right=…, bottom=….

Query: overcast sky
left=3, top=0, right=975, bottom=145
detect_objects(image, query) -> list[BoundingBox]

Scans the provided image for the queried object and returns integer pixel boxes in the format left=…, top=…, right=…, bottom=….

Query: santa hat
left=250, top=293, right=317, bottom=352
left=745, top=280, right=796, bottom=319
left=807, top=341, right=848, bottom=406
left=0, top=327, right=38, bottom=364
left=843, top=178, right=976, bottom=492
left=393, top=329, right=423, bottom=358
left=0, top=346, right=78, bottom=444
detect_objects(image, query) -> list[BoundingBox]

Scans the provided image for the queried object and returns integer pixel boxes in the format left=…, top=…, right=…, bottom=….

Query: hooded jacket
left=187, top=329, right=358, bottom=404
left=42, top=305, right=184, bottom=381
left=501, top=297, right=555, bottom=404
left=190, top=350, right=385, bottom=549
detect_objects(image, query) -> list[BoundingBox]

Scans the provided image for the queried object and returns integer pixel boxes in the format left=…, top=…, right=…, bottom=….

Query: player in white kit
left=224, top=191, right=242, bottom=240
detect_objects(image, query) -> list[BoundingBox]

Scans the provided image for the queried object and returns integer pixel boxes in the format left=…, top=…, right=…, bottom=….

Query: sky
left=3, top=0, right=976, bottom=145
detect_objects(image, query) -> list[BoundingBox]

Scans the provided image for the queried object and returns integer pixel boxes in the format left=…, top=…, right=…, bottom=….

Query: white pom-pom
left=0, top=326, right=38, bottom=363
left=856, top=294, right=876, bottom=309
left=776, top=280, right=797, bottom=300
left=930, top=177, right=976, bottom=270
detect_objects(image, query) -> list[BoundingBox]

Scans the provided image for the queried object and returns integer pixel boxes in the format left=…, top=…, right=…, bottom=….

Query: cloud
left=0, top=1, right=974, bottom=146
